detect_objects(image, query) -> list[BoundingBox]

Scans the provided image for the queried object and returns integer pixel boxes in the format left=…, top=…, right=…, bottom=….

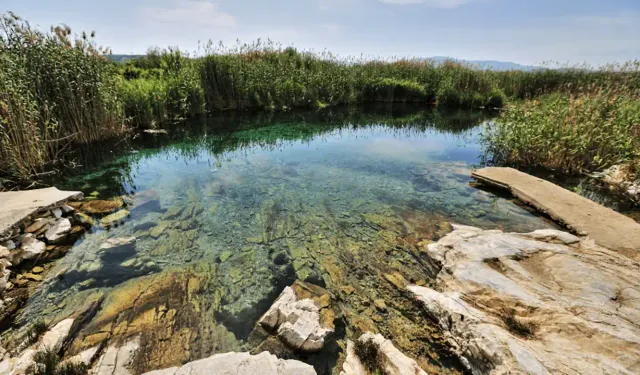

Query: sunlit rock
left=340, top=333, right=427, bottom=375
left=258, top=281, right=334, bottom=352
left=45, top=218, right=72, bottom=244
left=142, top=351, right=316, bottom=375
left=409, top=225, right=640, bottom=375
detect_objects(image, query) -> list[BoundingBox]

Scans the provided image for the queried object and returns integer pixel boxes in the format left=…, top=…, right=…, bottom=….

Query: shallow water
left=14, top=106, right=560, bottom=373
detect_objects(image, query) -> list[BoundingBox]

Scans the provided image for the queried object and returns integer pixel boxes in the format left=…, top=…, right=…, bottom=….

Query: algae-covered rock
left=81, top=198, right=125, bottom=215
left=100, top=209, right=129, bottom=227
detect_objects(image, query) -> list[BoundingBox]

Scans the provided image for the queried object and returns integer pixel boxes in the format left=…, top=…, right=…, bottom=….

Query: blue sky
left=3, top=0, right=639, bottom=65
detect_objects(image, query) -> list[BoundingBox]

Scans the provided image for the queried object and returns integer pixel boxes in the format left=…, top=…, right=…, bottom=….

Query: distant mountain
left=107, top=53, right=539, bottom=71
left=108, top=54, right=143, bottom=63
left=428, top=57, right=540, bottom=71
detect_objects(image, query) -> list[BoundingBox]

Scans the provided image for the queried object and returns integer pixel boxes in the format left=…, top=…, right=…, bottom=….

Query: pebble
left=31, top=266, right=45, bottom=274
left=23, top=273, right=43, bottom=282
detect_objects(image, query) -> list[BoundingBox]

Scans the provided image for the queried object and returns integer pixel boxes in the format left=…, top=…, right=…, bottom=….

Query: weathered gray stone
left=0, top=187, right=82, bottom=241
left=13, top=237, right=46, bottom=265
left=259, top=287, right=333, bottom=352
left=410, top=225, right=640, bottom=375
left=52, top=208, right=63, bottom=219
left=39, top=319, right=74, bottom=351
left=142, top=351, right=316, bottom=375
left=93, top=337, right=140, bottom=375
left=44, top=218, right=72, bottom=244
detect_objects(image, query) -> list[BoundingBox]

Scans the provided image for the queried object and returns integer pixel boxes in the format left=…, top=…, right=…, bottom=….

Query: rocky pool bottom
left=1, top=107, right=639, bottom=375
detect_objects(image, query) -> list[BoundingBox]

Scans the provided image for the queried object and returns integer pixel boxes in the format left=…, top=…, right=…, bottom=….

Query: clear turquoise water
left=16, top=107, right=558, bottom=373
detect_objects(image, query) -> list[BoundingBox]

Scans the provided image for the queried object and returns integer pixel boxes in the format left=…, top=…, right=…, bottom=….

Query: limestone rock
left=39, top=319, right=75, bottom=351
left=259, top=282, right=334, bottom=352
left=93, top=337, right=140, bottom=375
left=340, top=333, right=427, bottom=375
left=45, top=218, right=72, bottom=244
left=100, top=209, right=130, bottom=227
left=409, top=225, right=640, bottom=375
left=2, top=240, right=16, bottom=251
left=142, top=351, right=316, bottom=375
left=13, top=236, right=46, bottom=265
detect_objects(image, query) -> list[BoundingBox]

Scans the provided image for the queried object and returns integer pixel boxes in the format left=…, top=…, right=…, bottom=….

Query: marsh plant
left=0, top=12, right=123, bottom=182
left=2, top=12, right=640, bottom=184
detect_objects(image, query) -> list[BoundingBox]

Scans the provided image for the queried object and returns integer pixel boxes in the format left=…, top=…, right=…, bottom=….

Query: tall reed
left=0, top=13, right=123, bottom=181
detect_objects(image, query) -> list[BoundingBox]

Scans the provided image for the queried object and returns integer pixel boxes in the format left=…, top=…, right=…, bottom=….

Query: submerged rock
left=142, top=351, right=316, bottom=375
left=258, top=281, right=335, bottom=352
left=82, top=198, right=125, bottom=215
left=409, top=224, right=640, bottom=375
left=100, top=209, right=130, bottom=227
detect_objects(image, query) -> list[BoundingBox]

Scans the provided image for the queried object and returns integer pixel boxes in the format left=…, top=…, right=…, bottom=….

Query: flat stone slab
left=473, top=167, right=640, bottom=258
left=0, top=187, right=83, bottom=240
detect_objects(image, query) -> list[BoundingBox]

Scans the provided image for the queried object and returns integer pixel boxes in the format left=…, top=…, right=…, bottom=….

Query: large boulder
left=142, top=351, right=316, bottom=375
left=408, top=224, right=640, bottom=375
left=258, top=281, right=335, bottom=352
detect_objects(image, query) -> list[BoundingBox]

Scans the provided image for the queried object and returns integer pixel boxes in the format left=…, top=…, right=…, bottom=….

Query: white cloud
left=379, top=0, right=470, bottom=8
left=142, top=1, right=236, bottom=28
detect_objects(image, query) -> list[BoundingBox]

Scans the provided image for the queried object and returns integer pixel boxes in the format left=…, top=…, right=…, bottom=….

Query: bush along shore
left=1, top=12, right=640, bottom=189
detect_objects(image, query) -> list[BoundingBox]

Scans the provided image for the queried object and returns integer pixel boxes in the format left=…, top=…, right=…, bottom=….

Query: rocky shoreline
left=1, top=180, right=639, bottom=374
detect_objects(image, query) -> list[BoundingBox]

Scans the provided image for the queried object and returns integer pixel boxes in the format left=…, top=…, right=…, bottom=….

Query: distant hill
left=108, top=53, right=539, bottom=71
left=108, top=54, right=143, bottom=63
left=428, top=56, right=539, bottom=71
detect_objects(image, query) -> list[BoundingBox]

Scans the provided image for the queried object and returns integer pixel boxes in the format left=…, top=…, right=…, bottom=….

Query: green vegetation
left=34, top=348, right=88, bottom=375
left=482, top=74, right=640, bottom=174
left=353, top=338, right=388, bottom=375
left=0, top=13, right=123, bottom=182
left=1, top=12, right=639, bottom=185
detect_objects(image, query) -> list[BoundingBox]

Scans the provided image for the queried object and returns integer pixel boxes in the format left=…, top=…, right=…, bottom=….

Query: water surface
left=15, top=106, right=559, bottom=373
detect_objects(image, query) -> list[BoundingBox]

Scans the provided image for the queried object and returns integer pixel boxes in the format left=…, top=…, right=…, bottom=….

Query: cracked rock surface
left=142, top=351, right=316, bottom=375
left=408, top=224, right=640, bottom=375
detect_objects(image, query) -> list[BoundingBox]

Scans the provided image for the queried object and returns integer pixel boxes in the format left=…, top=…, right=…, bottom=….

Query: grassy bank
left=2, top=13, right=639, bottom=184
left=481, top=77, right=640, bottom=176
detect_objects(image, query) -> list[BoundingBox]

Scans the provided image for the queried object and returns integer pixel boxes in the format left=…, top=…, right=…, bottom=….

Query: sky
left=3, top=0, right=639, bottom=65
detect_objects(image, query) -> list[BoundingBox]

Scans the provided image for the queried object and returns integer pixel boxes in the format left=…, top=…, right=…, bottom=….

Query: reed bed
left=2, top=13, right=639, bottom=183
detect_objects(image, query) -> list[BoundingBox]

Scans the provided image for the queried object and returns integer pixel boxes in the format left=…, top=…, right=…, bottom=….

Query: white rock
left=99, top=237, right=136, bottom=253
left=39, top=319, right=75, bottom=351
left=142, top=351, right=316, bottom=375
left=259, top=287, right=333, bottom=352
left=52, top=208, right=63, bottom=219
left=61, top=205, right=75, bottom=214
left=339, top=334, right=427, bottom=375
left=93, top=337, right=140, bottom=375
left=44, top=218, right=71, bottom=244
left=409, top=225, right=640, bottom=375
left=65, top=346, right=100, bottom=366
left=13, top=237, right=46, bottom=265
